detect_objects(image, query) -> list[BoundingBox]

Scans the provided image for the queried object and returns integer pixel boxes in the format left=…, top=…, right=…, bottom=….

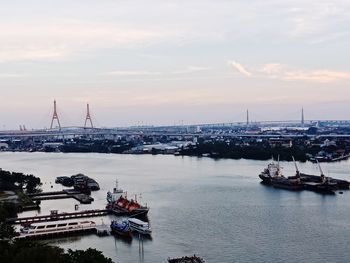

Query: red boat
left=106, top=194, right=149, bottom=218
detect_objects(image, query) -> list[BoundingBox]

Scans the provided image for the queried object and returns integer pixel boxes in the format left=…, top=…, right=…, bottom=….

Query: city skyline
left=0, top=1, right=349, bottom=129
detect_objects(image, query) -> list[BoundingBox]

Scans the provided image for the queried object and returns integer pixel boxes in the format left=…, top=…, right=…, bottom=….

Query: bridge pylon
left=50, top=100, right=61, bottom=130
left=84, top=103, right=94, bottom=128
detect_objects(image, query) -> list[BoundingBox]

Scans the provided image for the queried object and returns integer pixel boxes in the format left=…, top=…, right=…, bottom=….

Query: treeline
left=0, top=170, right=41, bottom=193
left=180, top=142, right=308, bottom=161
left=0, top=243, right=114, bottom=263
left=58, top=139, right=134, bottom=154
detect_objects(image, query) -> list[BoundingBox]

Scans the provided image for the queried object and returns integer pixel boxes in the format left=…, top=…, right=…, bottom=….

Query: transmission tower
left=50, top=100, right=61, bottom=130
left=84, top=103, right=94, bottom=128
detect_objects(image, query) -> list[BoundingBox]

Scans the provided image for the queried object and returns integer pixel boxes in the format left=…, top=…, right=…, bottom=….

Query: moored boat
left=259, top=157, right=302, bottom=190
left=271, top=177, right=302, bottom=191
left=128, top=218, right=152, bottom=235
left=110, top=220, right=132, bottom=237
left=19, top=220, right=96, bottom=238
left=289, top=157, right=349, bottom=190
left=259, top=162, right=281, bottom=184
left=106, top=194, right=149, bottom=217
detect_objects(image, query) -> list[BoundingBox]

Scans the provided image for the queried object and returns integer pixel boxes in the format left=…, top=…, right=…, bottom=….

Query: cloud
left=0, top=21, right=183, bottom=62
left=227, top=60, right=252, bottom=76
left=228, top=60, right=350, bottom=83
left=0, top=73, right=28, bottom=78
left=102, top=65, right=212, bottom=77
left=171, top=65, right=212, bottom=74
left=102, top=70, right=162, bottom=76
left=260, top=63, right=350, bottom=83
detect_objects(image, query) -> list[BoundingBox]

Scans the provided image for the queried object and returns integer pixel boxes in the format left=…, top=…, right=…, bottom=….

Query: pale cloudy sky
left=0, top=0, right=349, bottom=129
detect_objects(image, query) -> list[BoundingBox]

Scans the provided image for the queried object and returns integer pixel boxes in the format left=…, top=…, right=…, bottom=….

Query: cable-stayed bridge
left=1, top=100, right=350, bottom=139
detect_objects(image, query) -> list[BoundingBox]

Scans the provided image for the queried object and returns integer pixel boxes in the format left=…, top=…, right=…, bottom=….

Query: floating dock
left=28, top=190, right=94, bottom=204
left=15, top=224, right=110, bottom=239
left=6, top=209, right=109, bottom=225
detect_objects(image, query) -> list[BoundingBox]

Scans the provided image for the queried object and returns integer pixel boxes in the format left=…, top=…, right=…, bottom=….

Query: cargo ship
left=106, top=193, right=149, bottom=217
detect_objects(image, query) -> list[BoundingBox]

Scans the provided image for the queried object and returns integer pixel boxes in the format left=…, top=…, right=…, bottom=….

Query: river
left=1, top=152, right=350, bottom=263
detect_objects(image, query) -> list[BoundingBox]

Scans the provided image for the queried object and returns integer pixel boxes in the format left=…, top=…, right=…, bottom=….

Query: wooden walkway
left=6, top=209, right=109, bottom=224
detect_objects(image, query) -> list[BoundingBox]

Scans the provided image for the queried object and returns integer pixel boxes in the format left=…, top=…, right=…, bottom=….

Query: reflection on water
left=1, top=152, right=350, bottom=263
left=111, top=233, right=133, bottom=245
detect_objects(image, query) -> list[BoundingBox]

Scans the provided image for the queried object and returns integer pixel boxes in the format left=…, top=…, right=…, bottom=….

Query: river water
left=1, top=152, right=350, bottom=263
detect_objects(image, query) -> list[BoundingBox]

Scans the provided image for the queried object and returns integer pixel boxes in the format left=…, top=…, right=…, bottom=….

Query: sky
left=0, top=0, right=350, bottom=129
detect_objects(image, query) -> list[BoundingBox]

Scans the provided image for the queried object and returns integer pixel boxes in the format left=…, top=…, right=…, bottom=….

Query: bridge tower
left=50, top=100, right=61, bottom=130
left=84, top=103, right=94, bottom=128
left=301, top=107, right=305, bottom=126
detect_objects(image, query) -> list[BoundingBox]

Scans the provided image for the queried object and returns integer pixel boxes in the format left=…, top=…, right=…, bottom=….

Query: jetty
left=16, top=223, right=110, bottom=240
left=6, top=209, right=109, bottom=225
left=27, top=189, right=94, bottom=204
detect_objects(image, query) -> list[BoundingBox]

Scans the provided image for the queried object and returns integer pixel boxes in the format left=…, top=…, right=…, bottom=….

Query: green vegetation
left=180, top=141, right=308, bottom=161
left=59, top=139, right=134, bottom=154
left=0, top=240, right=114, bottom=263
left=0, top=169, right=41, bottom=193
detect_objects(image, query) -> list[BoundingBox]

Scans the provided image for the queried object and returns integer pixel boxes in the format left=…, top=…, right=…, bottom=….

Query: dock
left=6, top=209, right=109, bottom=224
left=28, top=190, right=94, bottom=204
left=15, top=224, right=110, bottom=239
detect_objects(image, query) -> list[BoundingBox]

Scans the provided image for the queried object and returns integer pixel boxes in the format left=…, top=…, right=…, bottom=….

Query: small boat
left=71, top=174, right=100, bottom=192
left=168, top=255, right=205, bottom=263
left=110, top=220, right=132, bottom=237
left=128, top=218, right=152, bottom=235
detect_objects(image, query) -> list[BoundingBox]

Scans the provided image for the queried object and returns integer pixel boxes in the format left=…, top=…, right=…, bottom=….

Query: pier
left=15, top=224, right=110, bottom=240
left=6, top=209, right=109, bottom=224
left=27, top=190, right=94, bottom=204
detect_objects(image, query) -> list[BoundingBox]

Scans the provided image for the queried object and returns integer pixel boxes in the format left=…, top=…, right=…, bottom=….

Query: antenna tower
left=84, top=103, right=94, bottom=128
left=50, top=100, right=61, bottom=130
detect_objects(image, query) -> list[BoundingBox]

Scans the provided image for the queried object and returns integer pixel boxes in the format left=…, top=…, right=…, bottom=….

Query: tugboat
left=106, top=193, right=149, bottom=218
